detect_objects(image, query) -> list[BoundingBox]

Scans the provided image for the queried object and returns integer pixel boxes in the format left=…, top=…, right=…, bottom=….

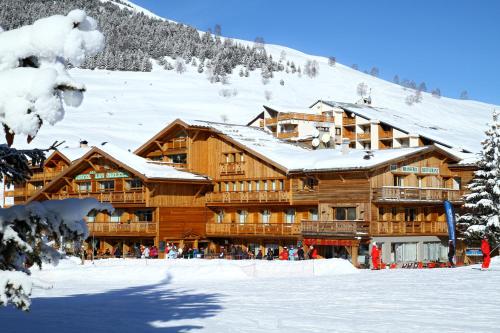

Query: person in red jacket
left=481, top=236, right=491, bottom=270
left=279, top=247, right=289, bottom=260
left=371, top=243, right=380, bottom=270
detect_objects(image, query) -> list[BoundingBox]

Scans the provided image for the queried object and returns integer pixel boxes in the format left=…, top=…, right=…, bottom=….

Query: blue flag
left=444, top=200, right=456, bottom=246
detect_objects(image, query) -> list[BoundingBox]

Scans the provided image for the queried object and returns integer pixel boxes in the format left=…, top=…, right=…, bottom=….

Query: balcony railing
left=219, top=161, right=245, bottom=175
left=277, top=131, right=299, bottom=139
left=51, top=191, right=146, bottom=203
left=343, top=117, right=356, bottom=125
left=206, top=191, right=289, bottom=204
left=370, top=220, right=448, bottom=236
left=379, top=129, right=393, bottom=139
left=373, top=186, right=464, bottom=202
left=356, top=132, right=371, bottom=140
left=87, top=222, right=156, bottom=236
left=301, top=220, right=369, bottom=236
left=163, top=138, right=187, bottom=150
left=28, top=170, right=61, bottom=182
left=343, top=131, right=355, bottom=140
left=206, top=222, right=301, bottom=237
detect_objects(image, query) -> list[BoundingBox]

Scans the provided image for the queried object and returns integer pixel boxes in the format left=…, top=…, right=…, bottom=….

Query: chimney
left=79, top=140, right=88, bottom=148
left=341, top=138, right=350, bottom=155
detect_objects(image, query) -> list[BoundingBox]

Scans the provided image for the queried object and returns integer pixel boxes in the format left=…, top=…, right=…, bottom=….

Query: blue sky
left=133, top=0, right=500, bottom=105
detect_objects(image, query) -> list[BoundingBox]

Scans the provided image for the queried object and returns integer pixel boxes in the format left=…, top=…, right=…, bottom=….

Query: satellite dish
left=312, top=128, right=320, bottom=138
left=312, top=138, right=320, bottom=148
left=321, top=133, right=331, bottom=143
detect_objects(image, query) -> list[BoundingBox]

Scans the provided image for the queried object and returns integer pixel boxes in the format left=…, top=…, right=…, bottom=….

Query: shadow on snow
left=0, top=275, right=223, bottom=333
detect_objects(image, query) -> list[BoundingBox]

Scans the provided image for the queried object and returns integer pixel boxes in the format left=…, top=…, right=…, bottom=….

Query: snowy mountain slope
left=8, top=2, right=498, bottom=154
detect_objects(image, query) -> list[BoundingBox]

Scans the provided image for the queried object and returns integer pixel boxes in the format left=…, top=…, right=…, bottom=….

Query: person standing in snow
left=481, top=236, right=491, bottom=270
left=266, top=248, right=274, bottom=260
left=297, top=246, right=305, bottom=260
left=288, top=246, right=296, bottom=261
left=280, top=247, right=289, bottom=260
left=143, top=246, right=150, bottom=259
left=307, top=245, right=318, bottom=259
left=448, top=240, right=456, bottom=267
left=114, top=245, right=122, bottom=258
left=371, top=243, right=380, bottom=270
left=134, top=244, right=141, bottom=259
left=256, top=249, right=263, bottom=260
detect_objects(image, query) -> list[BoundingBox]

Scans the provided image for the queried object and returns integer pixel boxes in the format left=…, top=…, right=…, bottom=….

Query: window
left=240, top=181, right=245, bottom=191
left=417, top=176, right=423, bottom=188
left=285, top=208, right=295, bottom=224
left=233, top=182, right=237, bottom=192
left=279, top=180, right=284, bottom=191
left=394, top=243, right=418, bottom=262
left=169, top=153, right=187, bottom=164
left=248, top=181, right=253, bottom=192
left=110, top=210, right=122, bottom=223
left=237, top=210, right=248, bottom=224
left=224, top=182, right=229, bottom=192
left=86, top=210, right=96, bottom=222
left=391, top=207, right=398, bottom=220
left=225, top=153, right=235, bottom=163
left=309, top=208, right=318, bottom=221
left=216, top=210, right=224, bottom=223
left=423, top=242, right=447, bottom=261
left=136, top=210, right=153, bottom=222
left=335, top=127, right=341, bottom=136
left=302, top=177, right=316, bottom=190
left=404, top=208, right=417, bottom=222
left=261, top=209, right=271, bottom=224
left=453, top=177, right=462, bottom=190
left=239, top=153, right=245, bottom=162
left=256, top=181, right=260, bottom=191
left=126, top=178, right=142, bottom=190
left=77, top=182, right=91, bottom=192
left=98, top=180, right=114, bottom=191
left=264, top=181, right=268, bottom=191
left=271, top=180, right=276, bottom=191
left=394, top=176, right=404, bottom=187
left=150, top=155, right=163, bottom=162
left=335, top=207, right=357, bottom=220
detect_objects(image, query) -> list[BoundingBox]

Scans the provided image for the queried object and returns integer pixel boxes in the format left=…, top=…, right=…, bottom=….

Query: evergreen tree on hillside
left=458, top=111, right=500, bottom=244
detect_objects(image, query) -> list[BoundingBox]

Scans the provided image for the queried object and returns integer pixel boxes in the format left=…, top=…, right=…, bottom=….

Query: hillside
left=1, top=0, right=498, bottom=154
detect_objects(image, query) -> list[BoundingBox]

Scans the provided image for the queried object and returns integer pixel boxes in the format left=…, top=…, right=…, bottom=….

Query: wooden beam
left=63, top=177, right=73, bottom=187
left=154, top=140, right=164, bottom=151
left=84, top=159, right=99, bottom=171
left=191, top=130, right=201, bottom=142
left=43, top=192, right=50, bottom=200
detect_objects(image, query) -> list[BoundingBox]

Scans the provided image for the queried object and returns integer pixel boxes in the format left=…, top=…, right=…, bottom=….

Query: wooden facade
left=8, top=118, right=476, bottom=265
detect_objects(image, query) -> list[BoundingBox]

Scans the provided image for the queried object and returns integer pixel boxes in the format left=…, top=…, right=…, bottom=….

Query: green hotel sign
left=421, top=167, right=440, bottom=174
left=75, top=171, right=130, bottom=181
left=401, top=166, right=419, bottom=173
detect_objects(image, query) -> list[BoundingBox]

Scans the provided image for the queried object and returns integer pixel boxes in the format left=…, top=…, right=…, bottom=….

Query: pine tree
left=458, top=111, right=500, bottom=244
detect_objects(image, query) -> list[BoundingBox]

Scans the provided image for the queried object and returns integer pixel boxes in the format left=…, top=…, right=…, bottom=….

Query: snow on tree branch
left=0, top=10, right=104, bottom=145
left=0, top=199, right=113, bottom=310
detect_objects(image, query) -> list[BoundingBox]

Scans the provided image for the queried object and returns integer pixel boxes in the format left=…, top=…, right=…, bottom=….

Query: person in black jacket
left=297, top=247, right=305, bottom=260
left=448, top=240, right=455, bottom=267
left=266, top=248, right=274, bottom=260
left=114, top=245, right=122, bottom=258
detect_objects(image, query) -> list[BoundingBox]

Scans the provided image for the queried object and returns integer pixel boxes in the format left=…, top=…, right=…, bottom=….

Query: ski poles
left=489, top=243, right=500, bottom=256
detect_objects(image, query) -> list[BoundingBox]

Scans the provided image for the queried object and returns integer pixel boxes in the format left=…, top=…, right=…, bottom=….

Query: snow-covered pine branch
left=0, top=10, right=106, bottom=311
left=458, top=110, right=500, bottom=244
left=0, top=198, right=113, bottom=310
left=0, top=9, right=104, bottom=145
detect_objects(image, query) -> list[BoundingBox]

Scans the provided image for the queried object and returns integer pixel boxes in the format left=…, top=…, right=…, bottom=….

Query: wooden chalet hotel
left=4, top=100, right=476, bottom=267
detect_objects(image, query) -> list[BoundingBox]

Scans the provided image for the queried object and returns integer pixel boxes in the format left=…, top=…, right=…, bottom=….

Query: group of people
left=370, top=236, right=494, bottom=270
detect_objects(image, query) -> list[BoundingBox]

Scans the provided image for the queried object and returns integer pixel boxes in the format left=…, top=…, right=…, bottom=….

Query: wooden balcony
left=356, top=132, right=371, bottom=140
left=343, top=131, right=355, bottom=140
left=206, top=191, right=289, bottom=205
left=87, top=222, right=156, bottom=237
left=373, top=186, right=464, bottom=203
left=163, top=162, right=188, bottom=169
left=50, top=190, right=146, bottom=204
left=301, top=220, right=369, bottom=237
left=343, top=117, right=356, bottom=125
left=163, top=138, right=187, bottom=150
left=28, top=170, right=60, bottom=182
left=370, top=220, right=448, bottom=236
left=277, top=131, right=299, bottom=139
left=265, top=118, right=278, bottom=126
left=379, top=129, right=393, bottom=140
left=277, top=113, right=335, bottom=123
left=219, top=161, right=245, bottom=175
left=206, top=222, right=301, bottom=237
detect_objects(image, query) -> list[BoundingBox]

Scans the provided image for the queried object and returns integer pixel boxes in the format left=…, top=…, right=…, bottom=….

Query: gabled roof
left=134, top=119, right=191, bottom=156
left=27, top=144, right=210, bottom=203
left=44, top=146, right=91, bottom=165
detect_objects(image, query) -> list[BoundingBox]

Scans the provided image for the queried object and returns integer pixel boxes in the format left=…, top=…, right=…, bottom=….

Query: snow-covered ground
left=0, top=257, right=498, bottom=332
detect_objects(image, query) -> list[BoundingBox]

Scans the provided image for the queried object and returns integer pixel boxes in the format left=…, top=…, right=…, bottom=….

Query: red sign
left=303, top=239, right=358, bottom=246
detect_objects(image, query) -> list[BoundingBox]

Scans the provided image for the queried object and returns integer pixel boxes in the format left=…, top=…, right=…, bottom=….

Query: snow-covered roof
left=96, top=144, right=209, bottom=181
left=56, top=146, right=92, bottom=162
left=323, top=101, right=479, bottom=152
left=185, top=119, right=452, bottom=172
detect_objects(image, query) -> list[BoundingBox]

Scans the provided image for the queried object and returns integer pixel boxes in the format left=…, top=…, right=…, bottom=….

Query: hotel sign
left=75, top=171, right=130, bottom=180
left=421, top=167, right=440, bottom=174
left=401, top=166, right=419, bottom=173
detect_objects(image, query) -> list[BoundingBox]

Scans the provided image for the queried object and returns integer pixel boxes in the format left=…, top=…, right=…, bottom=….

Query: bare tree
left=460, top=90, right=469, bottom=100
left=357, top=82, right=368, bottom=97
left=254, top=36, right=265, bottom=49
left=304, top=59, right=319, bottom=78
left=351, top=64, right=359, bottom=70
left=214, top=24, right=222, bottom=36
left=418, top=82, right=427, bottom=92
left=393, top=75, right=400, bottom=85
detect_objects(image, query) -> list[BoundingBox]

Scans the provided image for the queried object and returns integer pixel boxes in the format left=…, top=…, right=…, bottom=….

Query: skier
left=481, top=236, right=491, bottom=270
left=371, top=243, right=380, bottom=270
left=448, top=240, right=456, bottom=268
